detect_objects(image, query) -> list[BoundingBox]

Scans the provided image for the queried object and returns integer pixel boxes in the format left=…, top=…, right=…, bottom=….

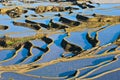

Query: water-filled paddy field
left=0, top=0, right=120, bottom=80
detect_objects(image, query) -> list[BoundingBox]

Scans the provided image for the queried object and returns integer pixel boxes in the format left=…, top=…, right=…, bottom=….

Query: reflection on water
left=0, top=50, right=15, bottom=61
left=94, top=4, right=120, bottom=16
left=0, top=2, right=120, bottom=80
left=98, top=24, right=120, bottom=46
left=65, top=31, right=92, bottom=50
left=1, top=48, right=28, bottom=66
left=26, top=55, right=114, bottom=77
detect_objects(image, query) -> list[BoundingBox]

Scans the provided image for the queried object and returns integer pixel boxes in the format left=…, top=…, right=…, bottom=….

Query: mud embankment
left=0, top=25, right=9, bottom=30
left=6, top=7, right=27, bottom=18
left=66, top=14, right=120, bottom=32
left=48, top=19, right=69, bottom=29
left=0, top=7, right=27, bottom=18
left=35, top=6, right=66, bottom=13
left=25, top=19, right=69, bottom=30
left=88, top=14, right=120, bottom=22
left=13, top=21, right=41, bottom=30
left=59, top=17, right=80, bottom=26
left=61, top=39, right=83, bottom=55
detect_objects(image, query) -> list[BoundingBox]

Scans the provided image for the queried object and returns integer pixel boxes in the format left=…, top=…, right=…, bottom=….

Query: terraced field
left=0, top=0, right=120, bottom=80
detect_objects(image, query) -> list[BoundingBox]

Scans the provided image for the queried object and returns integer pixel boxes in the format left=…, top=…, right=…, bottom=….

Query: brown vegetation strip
left=0, top=25, right=9, bottom=30
left=13, top=21, right=41, bottom=30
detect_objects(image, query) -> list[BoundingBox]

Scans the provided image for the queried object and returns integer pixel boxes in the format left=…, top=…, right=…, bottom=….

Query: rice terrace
left=0, top=0, right=120, bottom=80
